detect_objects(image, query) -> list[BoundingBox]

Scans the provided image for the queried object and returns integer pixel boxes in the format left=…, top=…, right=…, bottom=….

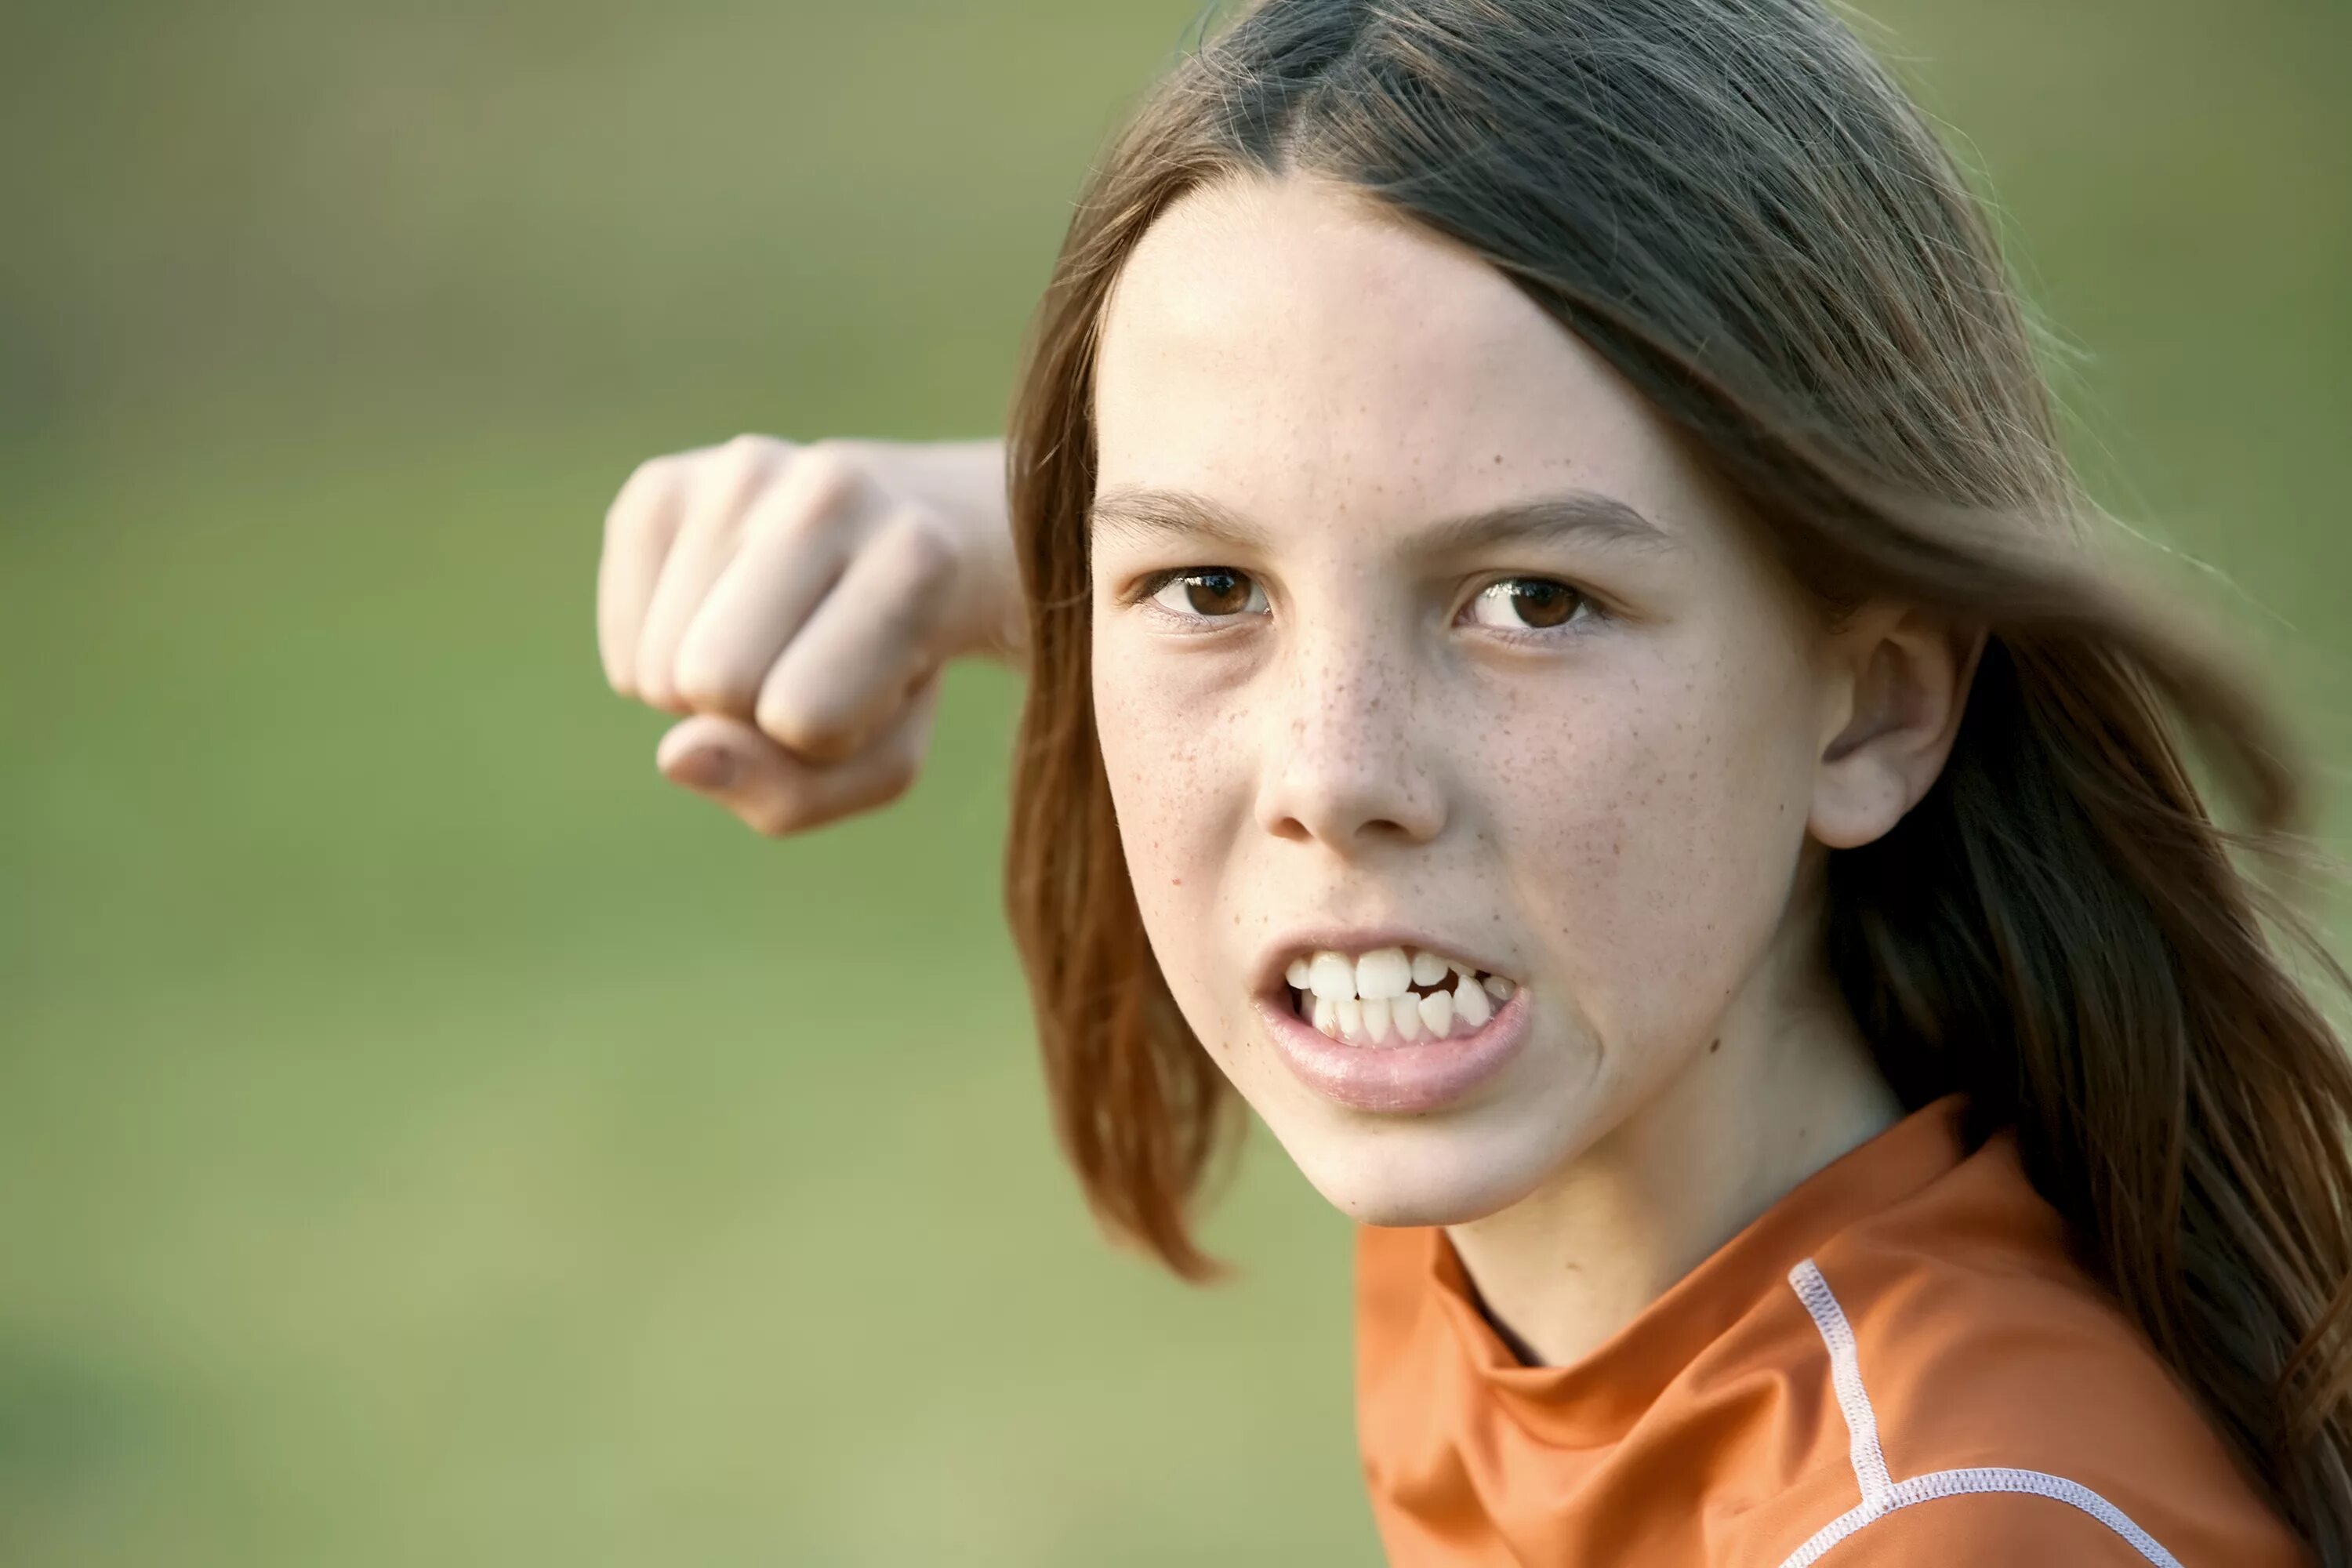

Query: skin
left=595, top=166, right=1980, bottom=1371
left=598, top=434, right=1022, bottom=835
left=1084, top=169, right=1976, bottom=1365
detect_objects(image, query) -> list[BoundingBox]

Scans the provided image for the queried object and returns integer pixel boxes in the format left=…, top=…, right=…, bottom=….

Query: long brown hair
left=999, top=0, right=2352, bottom=1548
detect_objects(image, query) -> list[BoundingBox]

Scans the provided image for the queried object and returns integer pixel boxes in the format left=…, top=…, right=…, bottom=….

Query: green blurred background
left=1, top=1, right=2344, bottom=1563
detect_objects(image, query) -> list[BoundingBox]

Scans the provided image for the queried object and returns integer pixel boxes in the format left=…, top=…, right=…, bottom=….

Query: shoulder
left=1771, top=1134, right=2310, bottom=1566
left=1787, top=1479, right=2209, bottom=1564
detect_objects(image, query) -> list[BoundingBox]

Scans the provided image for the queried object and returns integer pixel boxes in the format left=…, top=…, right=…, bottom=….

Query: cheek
left=1089, top=622, right=1254, bottom=1014
left=1498, top=642, right=1817, bottom=1044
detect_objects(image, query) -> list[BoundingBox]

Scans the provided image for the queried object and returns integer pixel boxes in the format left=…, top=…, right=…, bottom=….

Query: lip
left=1256, top=985, right=1530, bottom=1114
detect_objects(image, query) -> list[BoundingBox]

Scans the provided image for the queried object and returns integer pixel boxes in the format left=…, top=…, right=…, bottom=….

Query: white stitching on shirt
left=1775, top=1258, right=2183, bottom=1567
left=1788, top=1260, right=1891, bottom=1504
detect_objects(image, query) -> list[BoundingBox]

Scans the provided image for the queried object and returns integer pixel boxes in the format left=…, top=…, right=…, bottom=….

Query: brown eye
left=1468, top=577, right=1587, bottom=630
left=1185, top=569, right=1250, bottom=615
left=1149, top=568, right=1269, bottom=620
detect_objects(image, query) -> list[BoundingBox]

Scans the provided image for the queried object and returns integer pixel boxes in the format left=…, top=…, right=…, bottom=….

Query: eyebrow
left=1087, top=484, right=1683, bottom=559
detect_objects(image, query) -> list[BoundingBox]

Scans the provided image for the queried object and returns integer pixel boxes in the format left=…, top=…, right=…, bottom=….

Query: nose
left=1252, top=626, right=1446, bottom=851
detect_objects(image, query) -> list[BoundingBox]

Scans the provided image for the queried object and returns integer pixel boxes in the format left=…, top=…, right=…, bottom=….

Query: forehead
left=1090, top=171, right=1694, bottom=537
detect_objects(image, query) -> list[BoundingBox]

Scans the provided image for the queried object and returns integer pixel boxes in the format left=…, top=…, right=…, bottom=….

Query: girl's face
left=1087, top=172, right=1862, bottom=1226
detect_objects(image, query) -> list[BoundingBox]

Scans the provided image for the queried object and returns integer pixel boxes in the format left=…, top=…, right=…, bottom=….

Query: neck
left=1443, top=956, right=1902, bottom=1369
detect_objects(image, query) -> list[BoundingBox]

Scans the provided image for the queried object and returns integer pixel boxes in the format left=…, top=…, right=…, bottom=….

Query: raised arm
left=596, top=433, right=1022, bottom=836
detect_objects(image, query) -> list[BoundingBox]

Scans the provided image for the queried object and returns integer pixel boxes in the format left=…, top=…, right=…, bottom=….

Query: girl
left=593, top=0, right=2352, bottom=1561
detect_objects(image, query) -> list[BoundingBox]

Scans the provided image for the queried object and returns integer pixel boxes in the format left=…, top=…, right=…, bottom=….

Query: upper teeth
left=1294, top=944, right=1491, bottom=1000
left=1307, top=951, right=1354, bottom=996
left=1284, top=945, right=1518, bottom=1045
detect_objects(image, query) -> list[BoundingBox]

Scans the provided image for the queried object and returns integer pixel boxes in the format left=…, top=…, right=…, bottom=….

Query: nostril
left=1253, top=754, right=1446, bottom=848
left=1265, top=814, right=1315, bottom=844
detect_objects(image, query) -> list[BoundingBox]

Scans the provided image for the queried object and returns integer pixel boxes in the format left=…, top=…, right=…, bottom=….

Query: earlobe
left=1809, top=609, right=1984, bottom=851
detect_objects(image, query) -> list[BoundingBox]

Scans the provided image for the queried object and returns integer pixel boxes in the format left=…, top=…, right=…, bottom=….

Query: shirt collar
left=1416, top=1093, right=1974, bottom=1446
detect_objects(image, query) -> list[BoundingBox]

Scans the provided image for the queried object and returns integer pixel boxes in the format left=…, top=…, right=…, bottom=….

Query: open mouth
left=1283, top=945, right=1518, bottom=1047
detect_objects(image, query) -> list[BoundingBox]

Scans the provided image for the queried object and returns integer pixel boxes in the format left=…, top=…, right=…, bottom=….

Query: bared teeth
left=1418, top=989, right=1454, bottom=1038
left=1355, top=947, right=1411, bottom=1000
left=1287, top=945, right=1518, bottom=1040
left=1454, top=972, right=1493, bottom=1029
left=1308, top=952, right=1356, bottom=1000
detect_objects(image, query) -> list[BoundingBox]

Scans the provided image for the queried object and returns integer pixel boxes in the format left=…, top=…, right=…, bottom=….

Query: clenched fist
left=597, top=433, right=1022, bottom=836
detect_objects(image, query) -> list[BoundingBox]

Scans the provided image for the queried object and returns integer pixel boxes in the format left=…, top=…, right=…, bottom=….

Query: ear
left=1809, top=604, right=1986, bottom=851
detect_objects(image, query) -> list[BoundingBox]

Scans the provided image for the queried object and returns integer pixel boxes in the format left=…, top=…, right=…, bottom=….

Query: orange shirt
left=1354, top=1094, right=2310, bottom=1566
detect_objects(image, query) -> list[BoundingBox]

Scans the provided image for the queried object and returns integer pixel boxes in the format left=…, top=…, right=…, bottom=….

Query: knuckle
left=706, top=434, right=782, bottom=499
left=757, top=697, right=857, bottom=763
left=634, top=651, right=686, bottom=713
left=741, top=478, right=830, bottom=550
left=672, top=652, right=755, bottom=715
left=721, top=430, right=781, bottom=466
left=786, top=439, right=862, bottom=515
left=604, top=455, right=677, bottom=538
left=880, top=512, right=956, bottom=590
left=737, top=443, right=861, bottom=549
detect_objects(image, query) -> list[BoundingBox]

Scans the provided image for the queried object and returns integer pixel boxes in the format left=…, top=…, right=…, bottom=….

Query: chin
left=1264, top=1108, right=1574, bottom=1229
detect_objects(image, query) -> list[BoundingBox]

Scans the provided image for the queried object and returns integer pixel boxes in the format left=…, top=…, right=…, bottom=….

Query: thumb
left=656, top=711, right=760, bottom=795
left=652, top=690, right=936, bottom=838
